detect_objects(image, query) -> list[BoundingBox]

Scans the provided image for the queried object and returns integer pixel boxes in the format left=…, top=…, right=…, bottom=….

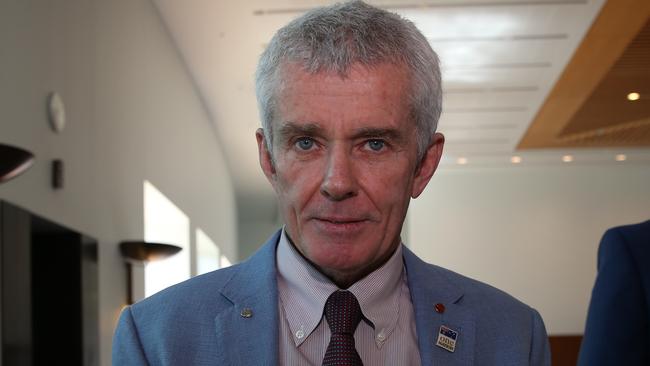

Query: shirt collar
left=276, top=228, right=405, bottom=347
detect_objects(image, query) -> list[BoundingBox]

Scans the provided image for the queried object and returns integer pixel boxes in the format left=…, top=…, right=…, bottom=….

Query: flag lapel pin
left=435, top=325, right=458, bottom=353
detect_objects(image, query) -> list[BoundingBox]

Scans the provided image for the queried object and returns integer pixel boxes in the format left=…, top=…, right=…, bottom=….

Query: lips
left=311, top=216, right=369, bottom=235
left=316, top=217, right=365, bottom=224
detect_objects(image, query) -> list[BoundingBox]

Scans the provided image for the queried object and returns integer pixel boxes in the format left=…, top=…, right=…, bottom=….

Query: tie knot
left=324, top=290, right=362, bottom=335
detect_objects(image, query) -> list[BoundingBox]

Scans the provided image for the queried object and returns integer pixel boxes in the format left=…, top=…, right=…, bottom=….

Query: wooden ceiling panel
left=557, top=117, right=650, bottom=146
left=518, top=0, right=650, bottom=149
left=560, top=19, right=650, bottom=141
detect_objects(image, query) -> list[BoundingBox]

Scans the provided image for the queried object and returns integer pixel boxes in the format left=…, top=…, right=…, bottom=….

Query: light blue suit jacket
left=113, top=231, right=550, bottom=365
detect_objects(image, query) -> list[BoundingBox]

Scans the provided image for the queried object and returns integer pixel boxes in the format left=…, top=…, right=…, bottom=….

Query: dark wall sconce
left=120, top=241, right=182, bottom=304
left=0, top=143, right=35, bottom=183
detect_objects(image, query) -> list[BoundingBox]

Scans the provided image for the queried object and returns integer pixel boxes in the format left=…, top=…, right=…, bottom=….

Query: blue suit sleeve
left=529, top=308, right=551, bottom=366
left=577, top=228, right=648, bottom=365
left=112, top=306, right=150, bottom=366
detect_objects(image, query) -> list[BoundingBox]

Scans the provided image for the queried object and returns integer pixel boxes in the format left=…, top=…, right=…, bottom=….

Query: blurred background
left=0, top=0, right=648, bottom=365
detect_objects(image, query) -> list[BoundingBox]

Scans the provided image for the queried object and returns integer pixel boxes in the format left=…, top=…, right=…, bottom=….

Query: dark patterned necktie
left=322, top=290, right=363, bottom=366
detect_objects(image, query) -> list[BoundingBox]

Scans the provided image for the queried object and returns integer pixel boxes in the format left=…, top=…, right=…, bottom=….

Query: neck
left=286, top=234, right=400, bottom=289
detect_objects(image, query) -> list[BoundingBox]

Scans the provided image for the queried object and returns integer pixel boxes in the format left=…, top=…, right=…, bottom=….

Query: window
left=196, top=228, right=220, bottom=275
left=143, top=181, right=190, bottom=297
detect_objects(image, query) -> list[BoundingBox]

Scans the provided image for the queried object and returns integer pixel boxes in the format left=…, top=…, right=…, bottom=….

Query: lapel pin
left=436, top=325, right=458, bottom=353
left=434, top=303, right=445, bottom=314
left=240, top=308, right=253, bottom=318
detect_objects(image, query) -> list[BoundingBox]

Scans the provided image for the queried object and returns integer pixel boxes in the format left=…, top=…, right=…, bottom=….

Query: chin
left=307, top=242, right=370, bottom=272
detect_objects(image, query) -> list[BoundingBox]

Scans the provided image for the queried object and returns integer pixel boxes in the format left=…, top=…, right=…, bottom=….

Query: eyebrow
left=351, top=127, right=405, bottom=143
left=276, top=122, right=407, bottom=144
left=277, top=122, right=323, bottom=141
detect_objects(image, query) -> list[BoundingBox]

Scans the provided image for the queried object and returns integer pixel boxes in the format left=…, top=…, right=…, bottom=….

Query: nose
left=320, top=145, right=358, bottom=201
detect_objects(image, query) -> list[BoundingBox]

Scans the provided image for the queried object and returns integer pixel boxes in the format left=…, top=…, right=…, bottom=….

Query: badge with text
left=436, top=325, right=458, bottom=353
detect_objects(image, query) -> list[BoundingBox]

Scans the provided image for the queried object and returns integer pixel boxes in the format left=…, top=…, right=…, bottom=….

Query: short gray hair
left=255, top=0, right=442, bottom=159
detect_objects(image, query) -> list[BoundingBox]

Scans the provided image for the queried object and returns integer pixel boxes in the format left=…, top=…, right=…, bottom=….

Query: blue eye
left=296, top=137, right=315, bottom=150
left=367, top=139, right=385, bottom=151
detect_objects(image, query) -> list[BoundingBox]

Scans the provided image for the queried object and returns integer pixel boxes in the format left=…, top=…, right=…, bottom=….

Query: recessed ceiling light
left=615, top=154, right=627, bottom=161
left=457, top=157, right=468, bottom=165
left=510, top=156, right=522, bottom=164
left=562, top=155, right=573, bottom=163
left=627, top=92, right=640, bottom=101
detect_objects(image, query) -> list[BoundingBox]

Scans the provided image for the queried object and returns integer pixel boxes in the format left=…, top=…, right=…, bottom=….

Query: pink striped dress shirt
left=276, top=230, right=422, bottom=365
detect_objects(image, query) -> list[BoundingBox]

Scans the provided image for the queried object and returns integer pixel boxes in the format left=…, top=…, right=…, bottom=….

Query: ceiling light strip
left=254, top=0, right=587, bottom=15
left=441, top=124, right=518, bottom=130
left=428, top=34, right=568, bottom=42
left=445, top=106, right=527, bottom=113
left=387, top=0, right=588, bottom=9
left=444, top=86, right=539, bottom=94
left=444, top=62, right=551, bottom=69
left=449, top=138, right=510, bottom=144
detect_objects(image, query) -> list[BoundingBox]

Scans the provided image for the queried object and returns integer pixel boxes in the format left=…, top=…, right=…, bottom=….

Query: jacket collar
left=213, top=230, right=281, bottom=365
left=212, top=231, right=473, bottom=366
left=403, top=246, right=474, bottom=366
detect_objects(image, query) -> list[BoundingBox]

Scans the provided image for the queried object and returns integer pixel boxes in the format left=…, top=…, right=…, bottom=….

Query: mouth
left=317, top=217, right=364, bottom=224
left=311, top=217, right=369, bottom=234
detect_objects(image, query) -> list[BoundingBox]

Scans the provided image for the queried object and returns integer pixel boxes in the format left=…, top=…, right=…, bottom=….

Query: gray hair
left=255, top=0, right=442, bottom=159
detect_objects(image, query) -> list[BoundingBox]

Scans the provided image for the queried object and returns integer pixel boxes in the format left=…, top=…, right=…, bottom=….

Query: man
left=578, top=220, right=650, bottom=366
left=113, top=2, right=550, bottom=365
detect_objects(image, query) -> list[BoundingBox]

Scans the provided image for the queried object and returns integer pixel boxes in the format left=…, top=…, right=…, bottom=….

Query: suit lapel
left=403, top=247, right=475, bottom=366
left=210, top=235, right=476, bottom=365
left=213, top=231, right=281, bottom=365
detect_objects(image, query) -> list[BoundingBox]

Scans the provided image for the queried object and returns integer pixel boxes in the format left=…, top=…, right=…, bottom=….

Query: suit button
left=240, top=308, right=253, bottom=318
left=434, top=303, right=445, bottom=314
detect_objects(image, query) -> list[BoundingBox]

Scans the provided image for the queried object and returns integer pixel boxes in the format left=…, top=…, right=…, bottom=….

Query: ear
left=411, top=132, right=444, bottom=198
left=256, top=128, right=277, bottom=183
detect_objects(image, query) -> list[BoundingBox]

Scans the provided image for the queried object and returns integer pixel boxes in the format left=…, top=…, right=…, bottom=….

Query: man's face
left=257, top=62, right=444, bottom=286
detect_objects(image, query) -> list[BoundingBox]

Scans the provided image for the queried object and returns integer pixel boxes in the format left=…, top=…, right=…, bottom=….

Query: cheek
left=361, top=161, right=415, bottom=205
left=274, top=162, right=323, bottom=210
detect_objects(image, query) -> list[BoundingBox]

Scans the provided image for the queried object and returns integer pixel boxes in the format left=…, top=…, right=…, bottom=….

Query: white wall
left=0, top=0, right=236, bottom=365
left=408, top=163, right=650, bottom=334
left=238, top=216, right=283, bottom=260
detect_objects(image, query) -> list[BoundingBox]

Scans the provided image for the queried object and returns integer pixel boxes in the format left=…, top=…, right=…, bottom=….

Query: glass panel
left=143, top=180, right=190, bottom=298
left=196, top=228, right=220, bottom=275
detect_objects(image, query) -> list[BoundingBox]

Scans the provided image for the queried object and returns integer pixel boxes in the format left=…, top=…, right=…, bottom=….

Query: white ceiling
left=151, top=0, right=642, bottom=212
